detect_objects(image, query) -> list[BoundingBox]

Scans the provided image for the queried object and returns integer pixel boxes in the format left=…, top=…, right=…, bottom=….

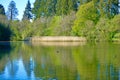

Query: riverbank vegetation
left=0, top=0, right=120, bottom=41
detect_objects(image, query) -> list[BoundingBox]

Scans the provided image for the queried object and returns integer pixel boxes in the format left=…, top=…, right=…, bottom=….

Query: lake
left=0, top=41, right=120, bottom=80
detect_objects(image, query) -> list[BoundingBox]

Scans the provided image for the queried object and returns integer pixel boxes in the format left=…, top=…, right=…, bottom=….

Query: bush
left=46, top=16, right=62, bottom=36
left=86, top=14, right=120, bottom=41
left=10, top=21, right=32, bottom=41
left=58, top=11, right=76, bottom=36
left=28, top=17, right=52, bottom=36
left=45, top=11, right=76, bottom=36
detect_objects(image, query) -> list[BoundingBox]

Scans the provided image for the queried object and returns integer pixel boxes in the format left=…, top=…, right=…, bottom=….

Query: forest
left=0, top=0, right=120, bottom=41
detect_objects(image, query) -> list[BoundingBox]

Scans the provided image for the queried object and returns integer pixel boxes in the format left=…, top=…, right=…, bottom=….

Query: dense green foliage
left=32, top=0, right=79, bottom=18
left=0, top=15, right=11, bottom=41
left=71, top=0, right=120, bottom=41
left=0, top=0, right=120, bottom=41
left=10, top=20, right=34, bottom=41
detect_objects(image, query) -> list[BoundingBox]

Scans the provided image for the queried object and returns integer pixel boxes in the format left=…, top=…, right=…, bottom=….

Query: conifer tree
left=23, top=0, right=33, bottom=20
left=32, top=0, right=42, bottom=18
left=6, top=1, right=18, bottom=20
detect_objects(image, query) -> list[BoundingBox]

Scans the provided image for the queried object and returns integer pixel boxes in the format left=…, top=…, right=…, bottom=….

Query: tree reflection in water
left=0, top=42, right=120, bottom=80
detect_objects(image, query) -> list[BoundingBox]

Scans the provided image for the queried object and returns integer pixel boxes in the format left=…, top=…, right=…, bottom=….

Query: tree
left=32, top=0, right=57, bottom=18
left=56, top=0, right=78, bottom=15
left=72, top=1, right=99, bottom=36
left=32, top=0, right=42, bottom=18
left=45, top=0, right=57, bottom=16
left=109, top=0, right=119, bottom=16
left=0, top=4, right=5, bottom=15
left=94, top=0, right=119, bottom=18
left=22, top=0, right=33, bottom=20
left=6, top=1, right=18, bottom=20
left=79, top=0, right=92, bottom=4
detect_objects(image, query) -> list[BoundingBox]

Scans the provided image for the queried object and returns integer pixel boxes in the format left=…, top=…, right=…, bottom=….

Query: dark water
left=0, top=41, right=120, bottom=80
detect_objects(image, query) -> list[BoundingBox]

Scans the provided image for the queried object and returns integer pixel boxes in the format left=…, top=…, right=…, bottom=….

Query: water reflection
left=97, top=64, right=120, bottom=80
left=0, top=42, right=120, bottom=80
left=0, top=42, right=11, bottom=59
left=28, top=42, right=86, bottom=46
left=0, top=57, right=36, bottom=80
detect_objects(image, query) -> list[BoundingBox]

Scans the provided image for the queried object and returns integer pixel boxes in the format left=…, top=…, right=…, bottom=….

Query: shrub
left=10, top=21, right=32, bottom=41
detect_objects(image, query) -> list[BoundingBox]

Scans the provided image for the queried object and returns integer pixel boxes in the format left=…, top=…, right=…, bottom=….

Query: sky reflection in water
left=0, top=42, right=120, bottom=80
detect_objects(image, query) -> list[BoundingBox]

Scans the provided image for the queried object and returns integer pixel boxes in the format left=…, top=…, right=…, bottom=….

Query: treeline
left=32, top=0, right=79, bottom=17
left=0, top=0, right=120, bottom=41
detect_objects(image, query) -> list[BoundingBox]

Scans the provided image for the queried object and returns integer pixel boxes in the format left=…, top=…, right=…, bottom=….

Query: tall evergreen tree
left=50, top=0, right=57, bottom=15
left=6, top=1, right=18, bottom=20
left=45, top=0, right=57, bottom=16
left=22, top=0, right=33, bottom=20
left=32, top=0, right=57, bottom=18
left=0, top=4, right=5, bottom=15
left=110, top=0, right=119, bottom=15
left=56, top=0, right=78, bottom=15
left=56, top=0, right=68, bottom=15
left=32, top=0, right=42, bottom=18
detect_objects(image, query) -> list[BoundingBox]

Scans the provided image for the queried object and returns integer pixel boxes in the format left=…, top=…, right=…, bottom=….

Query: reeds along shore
left=25, top=36, right=86, bottom=42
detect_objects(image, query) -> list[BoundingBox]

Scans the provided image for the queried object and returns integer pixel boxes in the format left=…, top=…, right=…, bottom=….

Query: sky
left=0, top=0, right=35, bottom=20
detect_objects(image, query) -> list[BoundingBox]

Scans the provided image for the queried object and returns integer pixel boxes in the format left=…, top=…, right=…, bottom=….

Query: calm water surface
left=0, top=41, right=120, bottom=80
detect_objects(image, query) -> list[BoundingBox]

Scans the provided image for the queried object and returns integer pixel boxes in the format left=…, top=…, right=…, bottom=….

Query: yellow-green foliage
left=46, top=11, right=76, bottom=36
left=114, top=33, right=120, bottom=38
left=46, top=16, right=61, bottom=36
left=110, top=14, right=120, bottom=32
left=10, top=21, right=32, bottom=41
left=71, top=1, right=120, bottom=41
left=20, top=21, right=32, bottom=39
left=84, top=14, right=120, bottom=41
left=94, top=17, right=110, bottom=41
left=72, top=1, right=99, bottom=36
left=110, top=14, right=120, bottom=41
left=96, top=15, right=120, bottom=41
left=10, top=21, right=21, bottom=41
left=30, top=18, right=45, bottom=36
